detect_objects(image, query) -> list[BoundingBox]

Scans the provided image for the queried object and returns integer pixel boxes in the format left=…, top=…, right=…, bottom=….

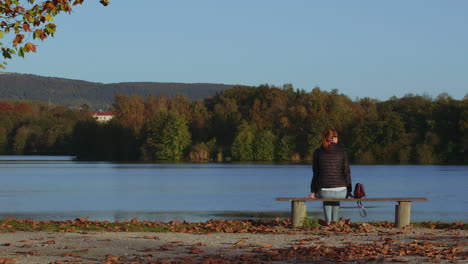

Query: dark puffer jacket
left=311, top=143, right=352, bottom=194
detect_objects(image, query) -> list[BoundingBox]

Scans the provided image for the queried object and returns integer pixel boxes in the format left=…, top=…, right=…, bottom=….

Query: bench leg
left=395, top=201, right=411, bottom=227
left=291, top=201, right=307, bottom=228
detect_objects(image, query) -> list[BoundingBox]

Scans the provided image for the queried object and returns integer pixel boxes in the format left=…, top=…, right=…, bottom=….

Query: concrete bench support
left=291, top=201, right=307, bottom=228
left=276, top=197, right=427, bottom=228
left=395, top=201, right=411, bottom=228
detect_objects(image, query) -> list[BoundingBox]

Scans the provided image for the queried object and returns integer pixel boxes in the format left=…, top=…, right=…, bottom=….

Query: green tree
left=102, top=120, right=138, bottom=161
left=71, top=120, right=100, bottom=160
left=0, top=0, right=109, bottom=67
left=252, top=129, right=276, bottom=161
left=142, top=112, right=191, bottom=161
left=460, top=95, right=468, bottom=163
left=0, top=126, right=8, bottom=154
left=417, top=144, right=438, bottom=164
left=231, top=121, right=255, bottom=161
left=277, top=135, right=296, bottom=161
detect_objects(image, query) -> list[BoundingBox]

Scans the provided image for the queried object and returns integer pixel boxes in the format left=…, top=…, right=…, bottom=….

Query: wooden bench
left=276, top=197, right=428, bottom=228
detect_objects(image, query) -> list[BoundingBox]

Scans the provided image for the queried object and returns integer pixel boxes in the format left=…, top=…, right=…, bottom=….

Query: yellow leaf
left=235, top=240, right=246, bottom=245
left=45, top=14, right=54, bottom=21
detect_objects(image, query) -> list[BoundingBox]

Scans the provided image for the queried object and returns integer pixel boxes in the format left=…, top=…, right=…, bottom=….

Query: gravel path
left=0, top=227, right=466, bottom=263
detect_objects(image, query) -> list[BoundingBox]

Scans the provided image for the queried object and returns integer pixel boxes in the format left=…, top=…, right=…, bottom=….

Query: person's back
left=307, top=128, right=352, bottom=225
left=313, top=143, right=350, bottom=191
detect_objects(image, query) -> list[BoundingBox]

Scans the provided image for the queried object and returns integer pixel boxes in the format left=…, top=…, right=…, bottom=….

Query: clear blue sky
left=4, top=0, right=468, bottom=100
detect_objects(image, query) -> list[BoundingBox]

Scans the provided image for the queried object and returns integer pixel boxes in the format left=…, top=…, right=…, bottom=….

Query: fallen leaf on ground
left=74, top=249, right=90, bottom=253
left=143, top=235, right=158, bottom=239
left=235, top=240, right=247, bottom=245
left=189, top=247, right=203, bottom=254
left=0, top=258, right=18, bottom=264
left=15, top=250, right=40, bottom=256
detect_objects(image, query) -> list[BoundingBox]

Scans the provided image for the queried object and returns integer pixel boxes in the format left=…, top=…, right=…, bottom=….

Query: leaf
left=103, top=254, right=119, bottom=263
left=100, top=0, right=110, bottom=6
left=143, top=235, right=158, bottom=240
left=0, top=31, right=4, bottom=39
left=43, top=2, right=56, bottom=11
left=141, top=248, right=157, bottom=252
left=13, top=34, right=25, bottom=46
left=235, top=240, right=247, bottom=245
left=33, top=29, right=42, bottom=39
left=24, top=43, right=36, bottom=53
left=45, top=14, right=54, bottom=21
left=18, top=48, right=25, bottom=58
left=15, top=250, right=40, bottom=256
left=0, top=257, right=18, bottom=264
left=44, top=23, right=56, bottom=35
left=189, top=247, right=203, bottom=254
left=22, top=23, right=31, bottom=32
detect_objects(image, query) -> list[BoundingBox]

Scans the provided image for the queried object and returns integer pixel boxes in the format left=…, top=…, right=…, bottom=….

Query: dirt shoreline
left=0, top=226, right=466, bottom=264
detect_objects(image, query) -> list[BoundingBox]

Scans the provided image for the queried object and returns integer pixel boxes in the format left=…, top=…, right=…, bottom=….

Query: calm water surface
left=0, top=156, right=466, bottom=223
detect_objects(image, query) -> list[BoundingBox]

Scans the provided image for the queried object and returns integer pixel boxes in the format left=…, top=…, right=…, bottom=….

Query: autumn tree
left=189, top=100, right=211, bottom=143
left=66, top=85, right=467, bottom=164
left=12, top=125, right=30, bottom=154
left=113, top=93, right=145, bottom=134
left=144, top=94, right=168, bottom=123
left=210, top=97, right=242, bottom=147
left=168, top=94, right=191, bottom=121
left=0, top=0, right=109, bottom=67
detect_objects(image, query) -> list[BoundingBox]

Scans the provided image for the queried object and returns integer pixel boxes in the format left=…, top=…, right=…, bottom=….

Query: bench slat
left=276, top=197, right=428, bottom=202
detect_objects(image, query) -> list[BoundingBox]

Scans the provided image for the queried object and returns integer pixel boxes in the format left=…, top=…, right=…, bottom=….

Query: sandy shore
left=0, top=225, right=466, bottom=264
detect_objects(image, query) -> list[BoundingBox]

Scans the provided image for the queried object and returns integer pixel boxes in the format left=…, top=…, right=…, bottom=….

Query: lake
left=0, top=156, right=466, bottom=223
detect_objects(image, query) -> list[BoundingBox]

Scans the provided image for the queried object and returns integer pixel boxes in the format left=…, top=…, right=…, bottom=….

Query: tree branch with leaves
left=0, top=0, right=109, bottom=68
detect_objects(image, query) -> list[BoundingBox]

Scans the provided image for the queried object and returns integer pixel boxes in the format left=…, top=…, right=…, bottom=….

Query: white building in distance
left=92, top=112, right=114, bottom=122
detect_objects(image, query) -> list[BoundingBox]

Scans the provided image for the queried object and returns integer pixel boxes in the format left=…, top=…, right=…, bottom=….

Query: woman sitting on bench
left=306, top=128, right=352, bottom=226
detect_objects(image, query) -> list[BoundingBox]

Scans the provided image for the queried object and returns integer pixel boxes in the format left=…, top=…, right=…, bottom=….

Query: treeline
left=0, top=100, right=89, bottom=155
left=74, top=85, right=467, bottom=164
left=1, top=85, right=466, bottom=164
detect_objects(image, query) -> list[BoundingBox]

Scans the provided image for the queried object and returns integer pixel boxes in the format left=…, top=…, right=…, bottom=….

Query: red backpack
left=353, top=183, right=367, bottom=217
left=354, top=183, right=366, bottom=198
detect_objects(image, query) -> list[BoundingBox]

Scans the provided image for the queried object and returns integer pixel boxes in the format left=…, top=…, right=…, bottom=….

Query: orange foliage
left=13, top=102, right=35, bottom=114
left=0, top=101, right=14, bottom=112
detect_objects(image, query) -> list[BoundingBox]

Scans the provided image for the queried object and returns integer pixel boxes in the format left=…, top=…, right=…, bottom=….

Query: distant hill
left=0, top=73, right=234, bottom=110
